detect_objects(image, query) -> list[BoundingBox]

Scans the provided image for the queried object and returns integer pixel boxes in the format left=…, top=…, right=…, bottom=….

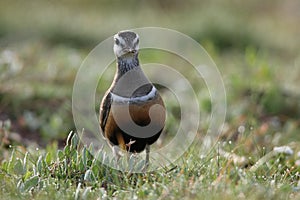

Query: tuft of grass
left=1, top=131, right=300, bottom=199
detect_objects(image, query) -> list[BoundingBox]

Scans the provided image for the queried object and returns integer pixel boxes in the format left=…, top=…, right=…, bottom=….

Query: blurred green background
left=0, top=0, right=299, bottom=149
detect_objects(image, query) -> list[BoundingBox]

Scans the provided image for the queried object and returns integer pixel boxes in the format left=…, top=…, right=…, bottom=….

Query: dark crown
left=118, top=31, right=138, bottom=42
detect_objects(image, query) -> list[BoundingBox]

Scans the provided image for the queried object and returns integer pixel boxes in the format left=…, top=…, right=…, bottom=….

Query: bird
left=99, top=30, right=166, bottom=168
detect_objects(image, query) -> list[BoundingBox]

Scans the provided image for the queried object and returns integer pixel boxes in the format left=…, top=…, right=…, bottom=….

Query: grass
left=1, top=0, right=300, bottom=199
left=0, top=131, right=300, bottom=199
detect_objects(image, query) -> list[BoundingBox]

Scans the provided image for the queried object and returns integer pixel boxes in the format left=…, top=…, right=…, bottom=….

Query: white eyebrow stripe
left=110, top=86, right=157, bottom=103
left=133, top=35, right=139, bottom=44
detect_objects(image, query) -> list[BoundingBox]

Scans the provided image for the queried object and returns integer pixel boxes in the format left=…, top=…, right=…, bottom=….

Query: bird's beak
left=128, top=49, right=136, bottom=53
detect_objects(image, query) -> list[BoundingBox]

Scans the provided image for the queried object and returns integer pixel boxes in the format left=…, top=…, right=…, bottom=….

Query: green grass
left=1, top=131, right=300, bottom=199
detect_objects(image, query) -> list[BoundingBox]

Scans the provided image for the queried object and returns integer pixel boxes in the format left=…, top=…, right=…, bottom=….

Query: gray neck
left=112, top=53, right=152, bottom=97
left=116, top=54, right=140, bottom=77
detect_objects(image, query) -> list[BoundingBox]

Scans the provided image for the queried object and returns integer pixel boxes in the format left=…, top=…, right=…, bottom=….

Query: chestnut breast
left=106, top=93, right=165, bottom=140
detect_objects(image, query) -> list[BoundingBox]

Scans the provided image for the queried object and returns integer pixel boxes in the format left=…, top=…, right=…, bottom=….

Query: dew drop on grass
left=238, top=125, right=245, bottom=133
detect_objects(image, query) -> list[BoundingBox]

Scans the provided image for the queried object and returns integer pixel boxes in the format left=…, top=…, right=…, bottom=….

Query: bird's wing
left=99, top=91, right=112, bottom=135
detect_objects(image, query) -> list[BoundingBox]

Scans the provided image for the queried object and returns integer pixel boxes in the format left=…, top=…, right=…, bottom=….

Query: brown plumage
left=99, top=30, right=166, bottom=166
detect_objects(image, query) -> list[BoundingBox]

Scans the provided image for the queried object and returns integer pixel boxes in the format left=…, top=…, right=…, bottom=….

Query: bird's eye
left=136, top=38, right=139, bottom=43
left=114, top=38, right=120, bottom=45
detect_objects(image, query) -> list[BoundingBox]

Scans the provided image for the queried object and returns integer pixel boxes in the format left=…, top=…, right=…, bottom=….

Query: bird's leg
left=125, top=139, right=136, bottom=162
left=145, top=144, right=150, bottom=169
left=126, top=139, right=136, bottom=152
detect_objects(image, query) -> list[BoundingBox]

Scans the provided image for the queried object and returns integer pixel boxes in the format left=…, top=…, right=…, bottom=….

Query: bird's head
left=113, top=30, right=139, bottom=58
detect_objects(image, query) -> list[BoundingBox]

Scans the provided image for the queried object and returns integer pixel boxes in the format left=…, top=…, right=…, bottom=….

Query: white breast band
left=110, top=86, right=157, bottom=103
